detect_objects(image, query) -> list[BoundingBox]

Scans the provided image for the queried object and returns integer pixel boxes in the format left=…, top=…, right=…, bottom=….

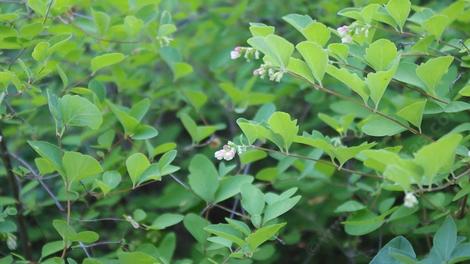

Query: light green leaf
left=91, top=53, right=125, bottom=73
left=59, top=95, right=102, bottom=130
left=188, top=154, right=219, bottom=202
left=385, top=0, right=411, bottom=32
left=423, top=14, right=450, bottom=39
left=267, top=111, right=299, bottom=152
left=204, top=224, right=245, bottom=247
left=296, top=41, right=328, bottom=84
left=241, top=183, right=265, bottom=227
left=63, top=151, right=103, bottom=184
left=366, top=65, right=397, bottom=109
left=396, top=100, right=427, bottom=129
left=117, top=251, right=160, bottom=264
left=326, top=65, right=369, bottom=103
left=28, top=141, right=64, bottom=175
left=149, top=213, right=184, bottom=230
left=416, top=56, right=454, bottom=94
left=414, top=133, right=462, bottom=184
left=183, top=213, right=210, bottom=243
left=126, top=153, right=150, bottom=187
left=361, top=115, right=406, bottom=137
left=263, top=195, right=301, bottom=224
left=335, top=200, right=366, bottom=213
left=245, top=223, right=286, bottom=251
left=247, top=34, right=294, bottom=68
left=365, top=39, right=398, bottom=71
left=215, top=175, right=254, bottom=203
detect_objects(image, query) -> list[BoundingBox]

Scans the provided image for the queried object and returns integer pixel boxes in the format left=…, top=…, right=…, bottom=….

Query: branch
left=9, top=153, right=64, bottom=211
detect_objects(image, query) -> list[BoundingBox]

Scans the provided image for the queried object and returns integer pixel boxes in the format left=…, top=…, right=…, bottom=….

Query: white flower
left=6, top=234, right=16, bottom=250
left=124, top=215, right=140, bottom=229
left=403, top=192, right=418, bottom=208
left=253, top=67, right=265, bottom=76
left=230, top=47, right=242, bottom=60
left=337, top=25, right=350, bottom=37
left=467, top=150, right=470, bottom=157
left=341, top=35, right=353, bottom=44
left=215, top=144, right=237, bottom=161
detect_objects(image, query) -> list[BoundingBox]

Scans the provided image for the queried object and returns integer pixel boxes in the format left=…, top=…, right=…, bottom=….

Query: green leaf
left=188, top=154, right=219, bottom=202
left=433, top=216, right=457, bottom=260
left=287, top=57, right=315, bottom=84
left=245, top=223, right=286, bottom=251
left=204, top=224, right=245, bottom=246
left=214, top=175, right=254, bottom=203
left=63, top=151, right=103, bottom=184
left=183, top=89, right=207, bottom=111
left=91, top=53, right=125, bottom=73
left=366, top=65, right=397, bottom=108
left=385, top=0, right=411, bottom=32
left=414, top=133, right=462, bottom=185
left=343, top=209, right=384, bottom=236
left=267, top=111, right=299, bottom=152
left=283, top=14, right=330, bottom=46
left=423, top=14, right=450, bottom=39
left=32, top=41, right=49, bottom=61
left=396, top=100, right=427, bottom=129
left=241, top=183, right=265, bottom=227
left=326, top=65, right=369, bottom=103
left=247, top=34, right=294, bottom=68
left=28, top=141, right=64, bottom=175
left=365, top=39, right=398, bottom=71
left=59, top=95, right=102, bottom=130
left=41, top=241, right=65, bottom=259
left=263, top=195, right=301, bottom=224
left=458, top=84, right=470, bottom=97
left=296, top=41, right=328, bottom=84
left=126, top=153, right=150, bottom=188
left=92, top=10, right=111, bottom=35
left=73, top=231, right=99, bottom=243
left=328, top=43, right=349, bottom=61
left=239, top=149, right=267, bottom=164
left=416, top=56, right=454, bottom=94
left=52, top=220, right=76, bottom=241
left=117, top=251, right=159, bottom=264
left=371, top=236, right=416, bottom=264
left=179, top=113, right=224, bottom=143
left=149, top=213, right=184, bottom=230
left=249, top=23, right=275, bottom=37
left=335, top=200, right=366, bottom=213
left=183, top=213, right=210, bottom=243
left=361, top=115, right=406, bottom=137
left=236, top=118, right=270, bottom=145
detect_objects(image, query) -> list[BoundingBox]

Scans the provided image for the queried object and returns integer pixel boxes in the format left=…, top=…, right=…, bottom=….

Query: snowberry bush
left=0, top=0, right=470, bottom=263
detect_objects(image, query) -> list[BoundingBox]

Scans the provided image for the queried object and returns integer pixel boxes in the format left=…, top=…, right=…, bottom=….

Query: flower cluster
left=336, top=22, right=371, bottom=44
left=214, top=141, right=247, bottom=161
left=253, top=63, right=286, bottom=82
left=230, top=46, right=260, bottom=61
left=403, top=192, right=418, bottom=208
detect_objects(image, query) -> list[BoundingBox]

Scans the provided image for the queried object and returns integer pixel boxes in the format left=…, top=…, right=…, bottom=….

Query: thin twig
left=9, top=153, right=64, bottom=211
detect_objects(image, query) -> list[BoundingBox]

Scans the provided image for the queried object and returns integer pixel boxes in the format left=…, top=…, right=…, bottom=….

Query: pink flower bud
left=223, top=148, right=236, bottom=161
left=230, top=47, right=242, bottom=59
left=214, top=150, right=225, bottom=160
left=337, top=25, right=349, bottom=37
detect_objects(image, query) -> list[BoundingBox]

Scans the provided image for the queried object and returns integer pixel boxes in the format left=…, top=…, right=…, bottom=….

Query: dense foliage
left=0, top=0, right=470, bottom=263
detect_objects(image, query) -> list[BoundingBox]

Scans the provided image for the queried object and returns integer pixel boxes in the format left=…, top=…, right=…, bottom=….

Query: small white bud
left=404, top=192, right=418, bottom=208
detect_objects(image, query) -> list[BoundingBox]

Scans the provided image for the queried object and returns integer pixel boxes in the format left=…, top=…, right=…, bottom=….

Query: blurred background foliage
left=0, top=0, right=470, bottom=263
